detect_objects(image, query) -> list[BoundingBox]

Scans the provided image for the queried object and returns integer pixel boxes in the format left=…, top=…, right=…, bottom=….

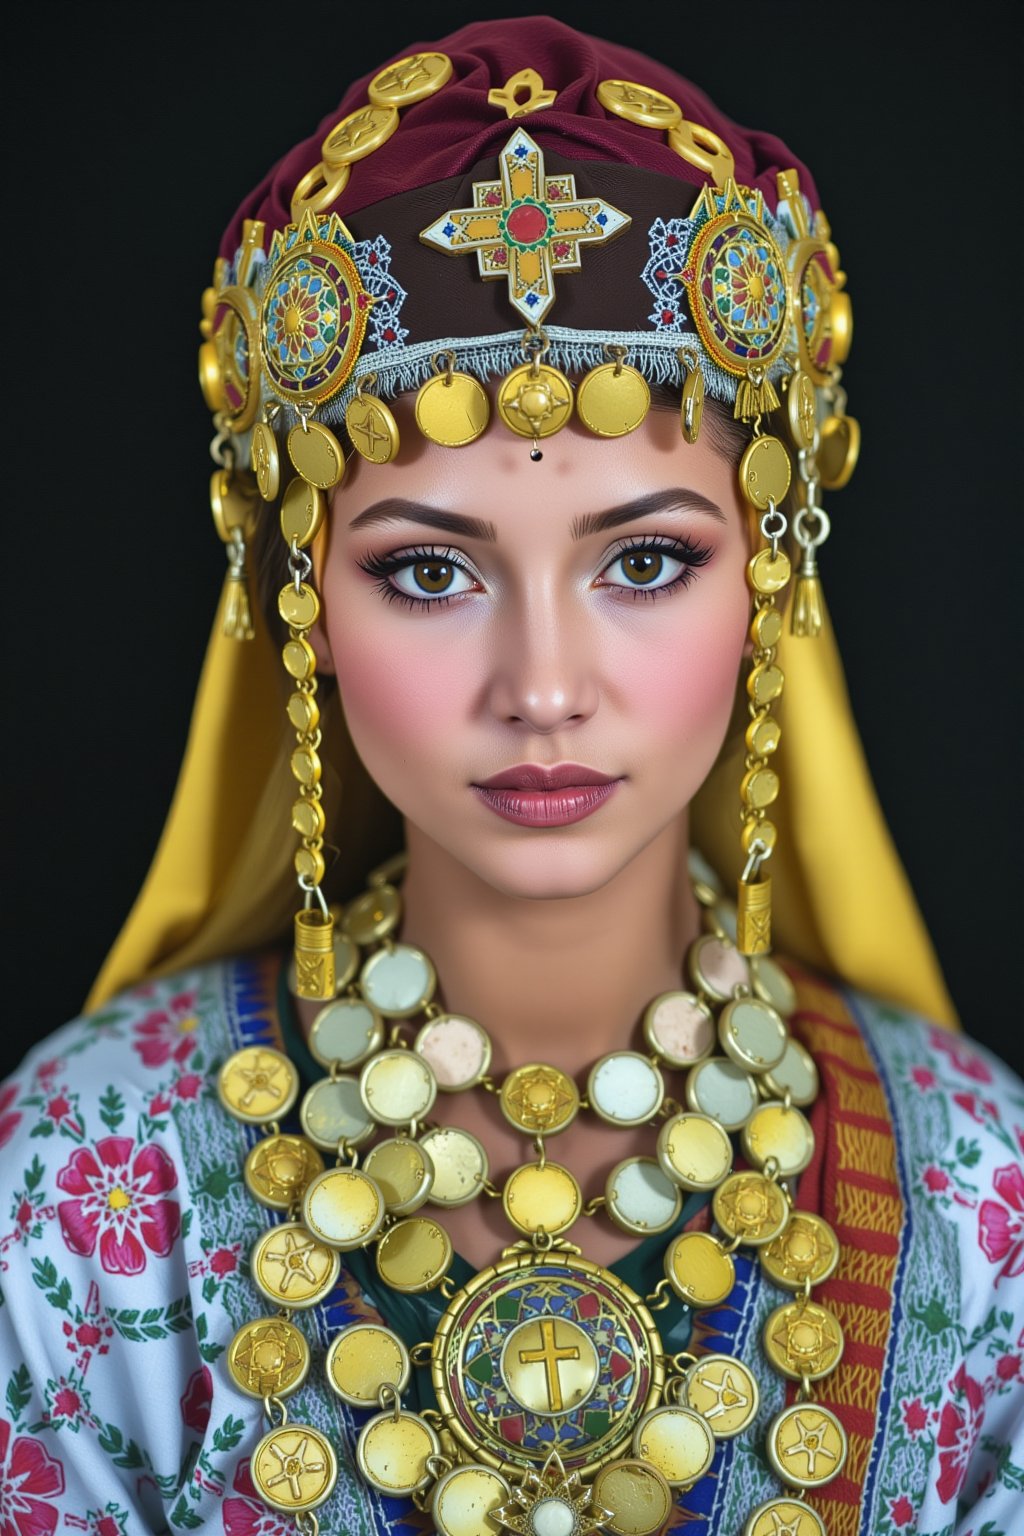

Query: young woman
left=2, top=19, right=1020, bottom=1536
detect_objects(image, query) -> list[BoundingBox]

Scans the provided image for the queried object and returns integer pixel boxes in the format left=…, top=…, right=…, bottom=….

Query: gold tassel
left=222, top=528, right=255, bottom=641
left=734, top=373, right=780, bottom=421
left=791, top=550, right=824, bottom=638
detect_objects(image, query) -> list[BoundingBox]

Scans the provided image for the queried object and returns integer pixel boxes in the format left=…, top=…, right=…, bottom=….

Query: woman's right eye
left=390, top=558, right=477, bottom=600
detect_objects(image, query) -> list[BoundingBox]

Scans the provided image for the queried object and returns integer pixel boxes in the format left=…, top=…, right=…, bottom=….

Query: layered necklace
left=218, top=855, right=848, bottom=1536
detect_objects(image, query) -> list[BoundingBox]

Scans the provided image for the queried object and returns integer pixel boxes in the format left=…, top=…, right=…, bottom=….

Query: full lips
left=473, top=781, right=621, bottom=828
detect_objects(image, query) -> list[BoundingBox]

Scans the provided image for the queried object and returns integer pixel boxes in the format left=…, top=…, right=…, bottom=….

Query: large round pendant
left=432, top=1251, right=664, bottom=1478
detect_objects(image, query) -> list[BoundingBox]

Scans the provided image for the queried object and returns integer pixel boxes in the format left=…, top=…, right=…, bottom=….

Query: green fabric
left=277, top=960, right=704, bottom=1409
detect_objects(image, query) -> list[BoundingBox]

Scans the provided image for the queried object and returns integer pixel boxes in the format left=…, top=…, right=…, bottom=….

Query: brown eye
left=413, top=560, right=456, bottom=594
left=622, top=552, right=664, bottom=585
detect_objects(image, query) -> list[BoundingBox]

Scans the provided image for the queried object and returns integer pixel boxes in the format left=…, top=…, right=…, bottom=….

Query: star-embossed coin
left=218, top=1046, right=299, bottom=1125
left=251, top=1424, right=338, bottom=1512
left=596, top=79, right=683, bottom=129
left=322, top=104, right=399, bottom=167
left=227, top=1317, right=310, bottom=1399
left=499, top=1063, right=579, bottom=1135
left=244, top=1133, right=324, bottom=1211
left=251, top=1221, right=340, bottom=1309
left=683, top=1353, right=759, bottom=1438
left=743, top=1497, right=827, bottom=1536
left=766, top=1402, right=848, bottom=1488
left=760, top=1213, right=840, bottom=1291
left=763, top=1299, right=845, bottom=1381
left=713, top=1171, right=789, bottom=1246
left=368, top=52, right=453, bottom=107
left=496, top=363, right=574, bottom=441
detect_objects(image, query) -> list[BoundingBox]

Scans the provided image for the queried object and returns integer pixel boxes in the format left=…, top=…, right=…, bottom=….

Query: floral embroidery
left=222, top=1457, right=293, bottom=1535
left=0, top=1082, right=22, bottom=1149
left=929, top=1027, right=995, bottom=1084
left=180, top=1366, right=214, bottom=1435
left=978, top=1163, right=1024, bottom=1284
left=132, top=991, right=200, bottom=1069
left=56, top=1135, right=180, bottom=1275
left=935, top=1362, right=986, bottom=1503
left=0, top=1416, right=65, bottom=1536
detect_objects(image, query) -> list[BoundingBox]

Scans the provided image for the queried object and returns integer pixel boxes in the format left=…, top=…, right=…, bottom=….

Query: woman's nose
left=485, top=594, right=600, bottom=733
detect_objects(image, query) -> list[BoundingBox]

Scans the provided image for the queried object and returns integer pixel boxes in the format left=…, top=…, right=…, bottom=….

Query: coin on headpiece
left=280, top=477, right=326, bottom=550
left=415, top=369, right=491, bottom=446
left=278, top=581, right=320, bottom=629
left=322, top=104, right=399, bottom=167
left=368, top=52, right=453, bottom=107
left=738, top=435, right=792, bottom=512
left=497, top=363, right=573, bottom=440
left=287, top=421, right=345, bottom=491
left=597, top=79, right=682, bottom=129
left=577, top=360, right=651, bottom=437
left=291, top=160, right=350, bottom=223
left=346, top=391, right=400, bottom=463
left=818, top=413, right=861, bottom=489
left=250, top=421, right=281, bottom=501
left=668, top=118, right=735, bottom=189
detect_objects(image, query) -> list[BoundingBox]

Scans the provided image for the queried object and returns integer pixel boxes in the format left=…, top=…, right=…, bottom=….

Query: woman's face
left=315, top=397, right=751, bottom=900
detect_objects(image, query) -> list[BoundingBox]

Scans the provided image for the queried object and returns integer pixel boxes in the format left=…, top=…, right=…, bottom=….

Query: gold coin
left=762, top=1038, right=818, bottom=1106
left=657, top=1112, right=732, bottom=1192
left=277, top=581, right=320, bottom=629
left=738, top=434, right=791, bottom=511
left=279, top=474, right=327, bottom=552
left=290, top=792, right=324, bottom=838
left=251, top=420, right=280, bottom=501
left=786, top=369, right=818, bottom=451
left=742, top=1102, right=815, bottom=1177
left=322, top=104, right=399, bottom=167
left=376, top=1216, right=453, bottom=1292
left=218, top=1046, right=299, bottom=1125
left=302, top=1166, right=385, bottom=1250
left=764, top=1298, right=845, bottom=1381
left=290, top=744, right=321, bottom=788
left=364, top=1136, right=435, bottom=1215
left=750, top=605, right=783, bottom=650
left=415, top=371, right=491, bottom=446
left=747, top=662, right=784, bottom=708
left=282, top=635, right=316, bottom=680
left=344, top=883, right=402, bottom=943
left=718, top=997, right=787, bottom=1073
left=290, top=159, right=350, bottom=222
left=501, top=1314, right=599, bottom=1414
left=744, top=1497, right=827, bottom=1536
left=745, top=714, right=781, bottom=757
left=596, top=79, right=682, bottom=129
left=360, top=943, right=437, bottom=1018
left=228, top=1316, right=310, bottom=1399
left=421, top=1125, right=488, bottom=1207
left=368, top=51, right=453, bottom=107
left=497, top=362, right=574, bottom=440
left=287, top=421, right=345, bottom=490
left=500, top=1063, right=579, bottom=1135
left=431, top=1462, right=511, bottom=1536
left=345, top=392, right=400, bottom=463
left=576, top=362, right=651, bottom=437
left=749, top=955, right=798, bottom=1019
left=299, top=1074, right=375, bottom=1152
left=684, top=1353, right=759, bottom=1438
left=502, top=1161, right=581, bottom=1237
left=326, top=1321, right=410, bottom=1406
left=251, top=1423, right=337, bottom=1512
left=747, top=548, right=792, bottom=595
left=294, top=846, right=325, bottom=884
left=741, top=764, right=780, bottom=810
left=606, top=1157, right=682, bottom=1236
left=251, top=1221, right=340, bottom=1308
left=632, top=1405, right=715, bottom=1488
left=309, top=996, right=384, bottom=1070
left=591, top=1458, right=674, bottom=1536
left=356, top=1408, right=439, bottom=1496
left=286, top=690, right=320, bottom=734
left=761, top=1213, right=840, bottom=1292
left=664, top=1230, right=735, bottom=1308
left=767, top=1402, right=848, bottom=1488
left=209, top=467, right=258, bottom=542
left=244, top=1133, right=324, bottom=1211
left=713, top=1171, right=789, bottom=1246
left=741, top=817, right=777, bottom=857
left=818, top=412, right=861, bottom=490
left=360, top=1048, right=438, bottom=1126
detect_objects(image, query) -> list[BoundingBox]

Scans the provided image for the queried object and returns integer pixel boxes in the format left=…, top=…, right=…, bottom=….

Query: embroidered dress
left=1, top=956, right=1021, bottom=1534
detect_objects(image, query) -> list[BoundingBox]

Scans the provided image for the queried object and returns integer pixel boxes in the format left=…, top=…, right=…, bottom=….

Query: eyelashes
left=356, top=534, right=715, bottom=611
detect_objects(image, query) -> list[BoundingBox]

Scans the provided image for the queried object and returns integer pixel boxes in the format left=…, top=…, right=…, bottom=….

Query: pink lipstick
left=472, top=763, right=622, bottom=828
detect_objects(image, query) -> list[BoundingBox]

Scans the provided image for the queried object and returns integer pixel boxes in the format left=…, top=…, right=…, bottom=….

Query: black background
left=2, top=3, right=1021, bottom=1081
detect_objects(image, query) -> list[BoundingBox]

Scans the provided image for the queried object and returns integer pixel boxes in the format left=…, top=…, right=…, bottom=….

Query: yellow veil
left=88, top=574, right=956, bottom=1027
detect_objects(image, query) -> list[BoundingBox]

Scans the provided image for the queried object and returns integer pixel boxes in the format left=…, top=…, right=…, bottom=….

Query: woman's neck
left=298, top=816, right=701, bottom=1073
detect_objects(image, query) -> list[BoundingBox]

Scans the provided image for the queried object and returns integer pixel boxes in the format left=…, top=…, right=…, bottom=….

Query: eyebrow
left=348, top=488, right=726, bottom=542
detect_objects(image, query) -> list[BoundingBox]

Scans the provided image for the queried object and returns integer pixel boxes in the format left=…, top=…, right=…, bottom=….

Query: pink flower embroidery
left=56, top=1136, right=180, bottom=1275
left=953, top=1091, right=983, bottom=1123
left=910, top=1066, right=936, bottom=1090
left=132, top=992, right=200, bottom=1069
left=180, top=1366, right=213, bottom=1435
left=930, top=1029, right=994, bottom=1084
left=978, top=1163, right=1024, bottom=1283
left=209, top=1248, right=238, bottom=1277
left=0, top=1083, right=22, bottom=1150
left=223, top=1457, right=293, bottom=1535
left=935, top=1362, right=985, bottom=1504
left=0, top=1416, right=65, bottom=1536
left=901, top=1397, right=929, bottom=1434
left=173, top=1074, right=203, bottom=1102
left=923, top=1166, right=950, bottom=1194
left=996, top=1353, right=1022, bottom=1382
left=889, top=1495, right=915, bottom=1527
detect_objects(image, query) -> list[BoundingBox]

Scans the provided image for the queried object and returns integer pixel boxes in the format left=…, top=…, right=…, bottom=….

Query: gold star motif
left=493, top=1449, right=613, bottom=1535
left=782, top=1411, right=839, bottom=1478
left=264, top=1230, right=321, bottom=1292
left=698, top=1366, right=750, bottom=1422
left=265, top=1434, right=327, bottom=1500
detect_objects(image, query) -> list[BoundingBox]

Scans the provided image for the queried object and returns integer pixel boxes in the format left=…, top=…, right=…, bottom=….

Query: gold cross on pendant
left=420, top=127, right=630, bottom=326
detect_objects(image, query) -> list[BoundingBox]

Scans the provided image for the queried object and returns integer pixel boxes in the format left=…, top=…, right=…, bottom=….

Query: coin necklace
left=219, top=854, right=849, bottom=1536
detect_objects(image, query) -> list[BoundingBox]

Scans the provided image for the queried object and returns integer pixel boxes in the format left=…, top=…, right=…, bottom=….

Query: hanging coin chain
left=209, top=414, right=260, bottom=641
left=218, top=860, right=849, bottom=1533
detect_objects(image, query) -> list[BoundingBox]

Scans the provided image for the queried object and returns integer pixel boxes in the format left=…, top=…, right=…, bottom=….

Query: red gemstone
left=505, top=202, right=549, bottom=245
left=357, top=294, right=368, bottom=308
left=666, top=234, right=679, bottom=246
left=383, top=327, right=397, bottom=342
left=386, top=289, right=396, bottom=301
left=662, top=309, right=674, bottom=324
left=553, top=241, right=571, bottom=259
left=501, top=1415, right=526, bottom=1444
left=369, top=252, right=378, bottom=265
left=681, top=267, right=695, bottom=284
left=577, top=1292, right=600, bottom=1319
left=610, top=1351, right=631, bottom=1382
left=485, top=189, right=501, bottom=206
